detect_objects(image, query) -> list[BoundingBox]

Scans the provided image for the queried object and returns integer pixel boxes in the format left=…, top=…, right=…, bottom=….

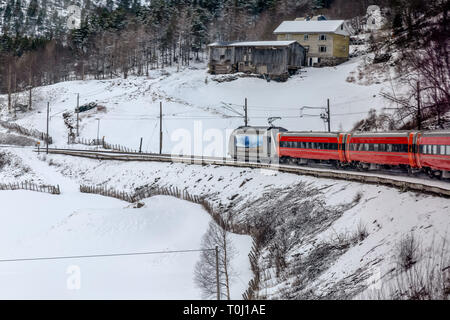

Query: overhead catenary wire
left=0, top=248, right=216, bottom=263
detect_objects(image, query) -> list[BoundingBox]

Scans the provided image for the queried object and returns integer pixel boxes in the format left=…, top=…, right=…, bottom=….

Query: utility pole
left=7, top=61, right=12, bottom=114
left=28, top=85, right=32, bottom=111
left=76, top=93, right=80, bottom=136
left=416, top=81, right=421, bottom=130
left=139, top=137, right=143, bottom=153
left=327, top=98, right=331, bottom=132
left=215, top=246, right=220, bottom=300
left=46, top=102, right=49, bottom=154
left=244, top=98, right=248, bottom=127
left=159, top=101, right=163, bottom=155
left=96, top=118, right=100, bottom=149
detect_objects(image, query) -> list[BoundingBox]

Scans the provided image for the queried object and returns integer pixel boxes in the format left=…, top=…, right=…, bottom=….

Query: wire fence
left=0, top=120, right=52, bottom=144
left=0, top=181, right=60, bottom=195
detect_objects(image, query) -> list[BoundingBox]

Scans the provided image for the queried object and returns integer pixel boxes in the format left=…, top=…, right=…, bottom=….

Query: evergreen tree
left=13, top=0, right=25, bottom=34
left=3, top=0, right=14, bottom=23
left=27, top=0, right=39, bottom=19
left=118, top=0, right=131, bottom=10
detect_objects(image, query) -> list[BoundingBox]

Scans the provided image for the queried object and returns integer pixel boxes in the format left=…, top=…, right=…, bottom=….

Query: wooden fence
left=0, top=120, right=52, bottom=144
left=0, top=181, right=60, bottom=195
left=79, top=185, right=134, bottom=202
left=79, top=183, right=258, bottom=299
left=73, top=137, right=137, bottom=153
left=79, top=184, right=249, bottom=235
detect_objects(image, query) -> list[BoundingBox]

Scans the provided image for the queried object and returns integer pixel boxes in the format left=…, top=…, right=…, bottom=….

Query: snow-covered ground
left=0, top=56, right=448, bottom=299
left=1, top=57, right=389, bottom=157
left=2, top=146, right=448, bottom=299
left=0, top=148, right=252, bottom=299
left=0, top=190, right=252, bottom=299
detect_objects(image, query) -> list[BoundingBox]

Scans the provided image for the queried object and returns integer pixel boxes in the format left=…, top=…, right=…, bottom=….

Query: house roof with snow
left=208, top=41, right=298, bottom=47
left=273, top=20, right=349, bottom=36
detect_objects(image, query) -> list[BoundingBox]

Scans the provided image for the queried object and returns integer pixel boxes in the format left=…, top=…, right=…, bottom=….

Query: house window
left=341, top=24, right=344, bottom=30
left=220, top=55, right=225, bottom=60
left=319, top=34, right=327, bottom=41
left=319, top=46, right=327, bottom=53
left=304, top=34, right=309, bottom=41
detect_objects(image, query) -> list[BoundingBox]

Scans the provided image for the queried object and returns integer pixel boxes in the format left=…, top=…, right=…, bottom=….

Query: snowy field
left=0, top=57, right=390, bottom=156
left=18, top=149, right=448, bottom=299
left=0, top=55, right=448, bottom=299
left=0, top=191, right=252, bottom=299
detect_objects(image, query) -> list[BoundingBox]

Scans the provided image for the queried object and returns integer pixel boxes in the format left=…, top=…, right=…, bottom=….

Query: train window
left=446, top=145, right=450, bottom=155
left=440, top=145, right=446, bottom=155
left=379, top=144, right=385, bottom=152
left=386, top=144, right=392, bottom=152
left=433, top=145, right=438, bottom=154
left=420, top=145, right=425, bottom=154
left=368, top=144, right=374, bottom=151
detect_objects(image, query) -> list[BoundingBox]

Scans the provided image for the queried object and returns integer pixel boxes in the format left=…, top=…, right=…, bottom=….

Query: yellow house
left=273, top=20, right=350, bottom=67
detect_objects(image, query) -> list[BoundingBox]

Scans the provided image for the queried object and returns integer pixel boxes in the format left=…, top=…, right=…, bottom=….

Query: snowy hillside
left=1, top=57, right=389, bottom=156
left=1, top=57, right=449, bottom=299
left=0, top=149, right=253, bottom=299
left=2, top=145, right=449, bottom=299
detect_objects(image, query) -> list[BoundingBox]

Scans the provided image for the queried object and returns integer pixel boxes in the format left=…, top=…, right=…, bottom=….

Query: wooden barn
left=208, top=41, right=306, bottom=80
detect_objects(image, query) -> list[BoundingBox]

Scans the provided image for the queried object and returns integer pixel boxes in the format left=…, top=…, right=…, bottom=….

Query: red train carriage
left=345, top=132, right=418, bottom=169
left=277, top=132, right=345, bottom=164
left=416, top=131, right=450, bottom=178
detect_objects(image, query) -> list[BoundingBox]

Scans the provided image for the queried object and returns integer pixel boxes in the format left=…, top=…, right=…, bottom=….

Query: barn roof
left=208, top=41, right=298, bottom=47
left=273, top=20, right=348, bottom=35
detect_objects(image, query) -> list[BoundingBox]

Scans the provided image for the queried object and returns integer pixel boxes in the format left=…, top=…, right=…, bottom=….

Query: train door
left=415, top=132, right=422, bottom=168
left=338, top=133, right=347, bottom=163
left=408, top=132, right=417, bottom=168
left=345, top=134, right=352, bottom=162
left=266, top=130, right=271, bottom=159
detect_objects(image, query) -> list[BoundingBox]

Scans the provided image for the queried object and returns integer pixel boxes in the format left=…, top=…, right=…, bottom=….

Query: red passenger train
left=277, top=130, right=450, bottom=179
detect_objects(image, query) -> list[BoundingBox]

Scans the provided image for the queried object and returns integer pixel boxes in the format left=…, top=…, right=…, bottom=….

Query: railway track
left=36, top=147, right=450, bottom=198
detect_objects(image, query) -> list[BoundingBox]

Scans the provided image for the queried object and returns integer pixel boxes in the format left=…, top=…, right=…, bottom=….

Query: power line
left=0, top=248, right=215, bottom=264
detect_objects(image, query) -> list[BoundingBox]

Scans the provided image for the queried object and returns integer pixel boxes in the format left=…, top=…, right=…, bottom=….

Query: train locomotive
left=229, top=127, right=450, bottom=179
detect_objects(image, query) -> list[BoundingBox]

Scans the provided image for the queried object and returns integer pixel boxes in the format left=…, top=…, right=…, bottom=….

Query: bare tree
left=194, top=220, right=236, bottom=300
